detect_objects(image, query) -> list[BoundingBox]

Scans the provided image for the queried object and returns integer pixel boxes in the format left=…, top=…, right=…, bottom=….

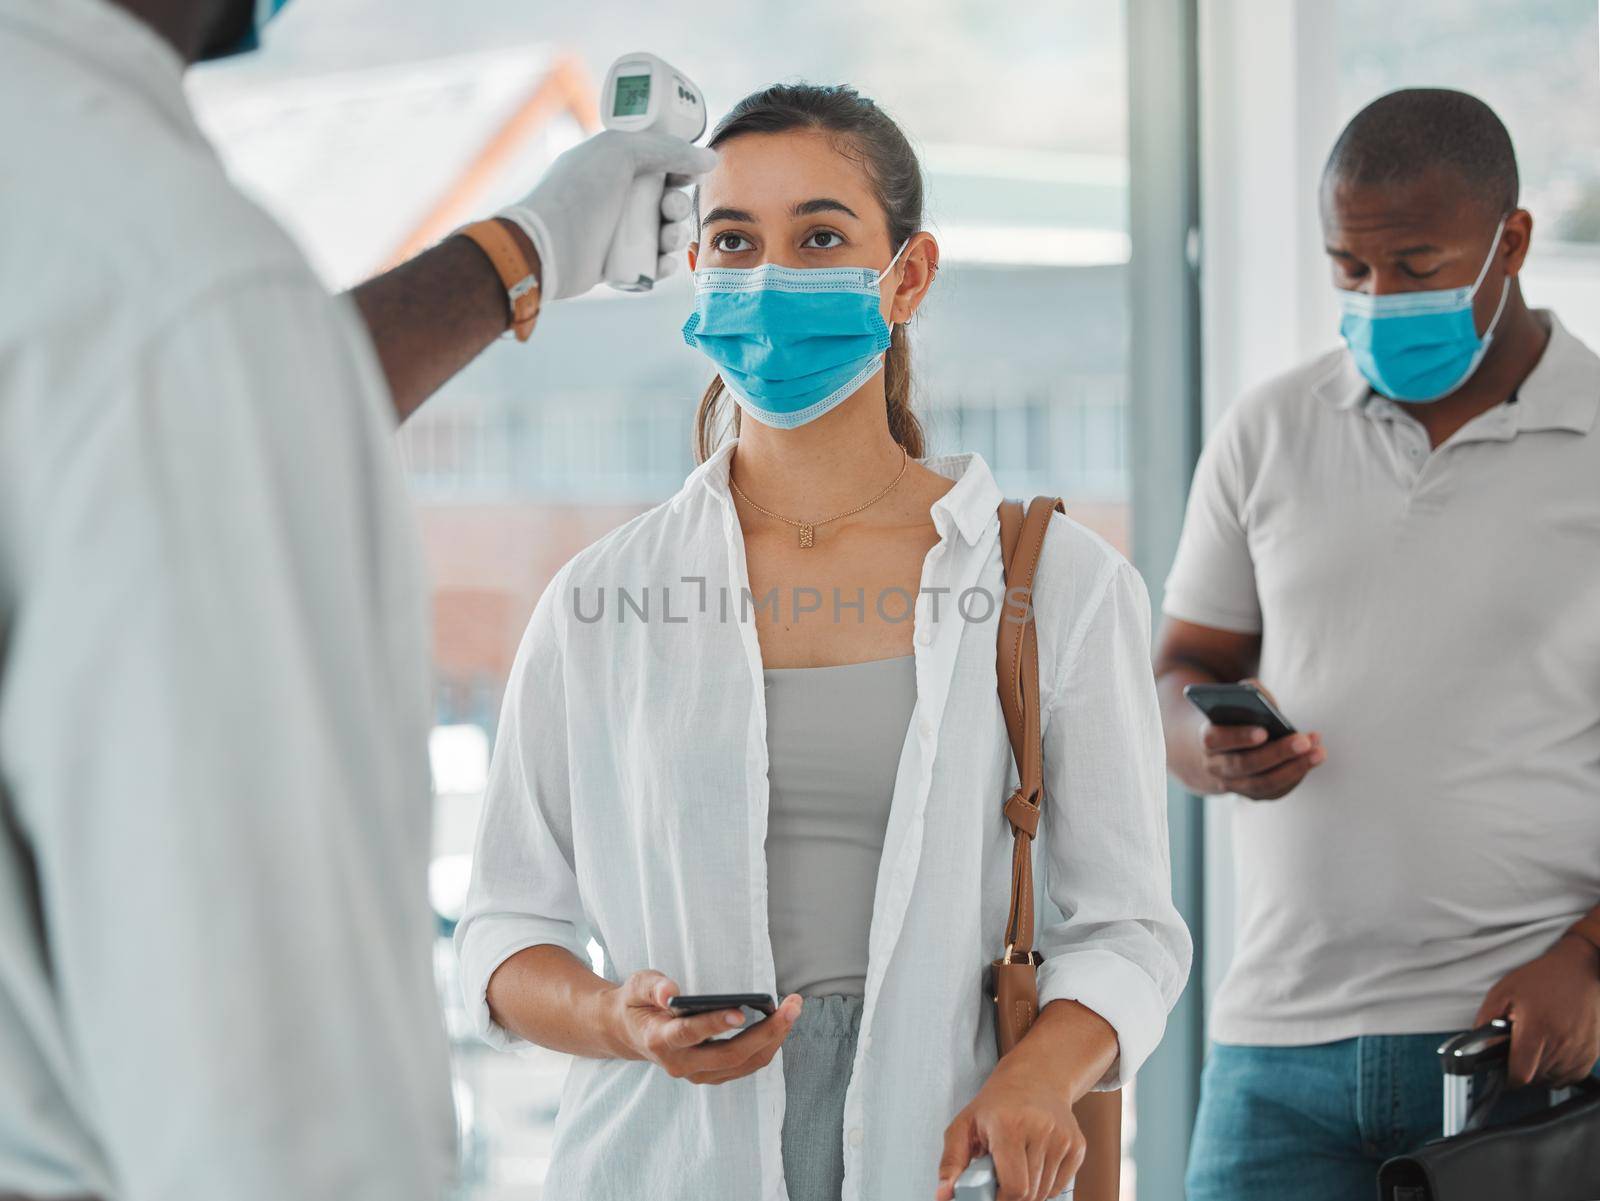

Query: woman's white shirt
left=456, top=445, right=1191, bottom=1201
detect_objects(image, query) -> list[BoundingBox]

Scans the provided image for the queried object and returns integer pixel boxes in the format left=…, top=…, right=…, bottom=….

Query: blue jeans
left=1185, top=1035, right=1595, bottom=1201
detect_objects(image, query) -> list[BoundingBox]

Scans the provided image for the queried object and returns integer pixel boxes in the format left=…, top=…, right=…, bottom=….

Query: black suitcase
left=1377, top=1018, right=1600, bottom=1201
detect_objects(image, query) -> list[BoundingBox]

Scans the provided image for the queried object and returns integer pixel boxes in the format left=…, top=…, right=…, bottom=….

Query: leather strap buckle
left=457, top=218, right=541, bottom=342
left=1003, top=787, right=1041, bottom=839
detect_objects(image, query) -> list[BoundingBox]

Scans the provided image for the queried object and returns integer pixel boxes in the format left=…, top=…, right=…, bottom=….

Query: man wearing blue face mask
left=0, top=1, right=717, bottom=1200
left=1154, top=88, right=1600, bottom=1200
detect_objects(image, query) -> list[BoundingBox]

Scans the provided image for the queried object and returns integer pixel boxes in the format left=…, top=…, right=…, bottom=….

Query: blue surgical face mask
left=1336, top=218, right=1510, bottom=404
left=201, top=0, right=293, bottom=61
left=681, top=243, right=909, bottom=430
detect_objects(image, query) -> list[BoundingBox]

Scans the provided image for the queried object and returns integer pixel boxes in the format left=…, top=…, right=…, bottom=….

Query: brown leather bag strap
left=994, top=499, right=1125, bottom=1201
left=995, top=496, right=1064, bottom=959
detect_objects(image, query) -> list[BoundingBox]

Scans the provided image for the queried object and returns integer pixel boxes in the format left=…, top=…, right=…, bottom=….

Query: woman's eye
left=803, top=230, right=844, bottom=249
left=713, top=233, right=753, bottom=253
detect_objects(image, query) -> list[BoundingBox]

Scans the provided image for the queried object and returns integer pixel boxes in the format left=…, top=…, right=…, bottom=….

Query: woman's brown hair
left=692, top=84, right=927, bottom=463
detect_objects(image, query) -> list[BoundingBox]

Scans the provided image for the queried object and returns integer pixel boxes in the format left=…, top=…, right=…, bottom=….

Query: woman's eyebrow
left=792, top=197, right=859, bottom=219
left=700, top=198, right=861, bottom=228
left=701, top=205, right=756, bottom=227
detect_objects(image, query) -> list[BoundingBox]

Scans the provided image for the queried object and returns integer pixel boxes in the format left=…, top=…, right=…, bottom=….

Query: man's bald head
left=1322, top=88, right=1519, bottom=219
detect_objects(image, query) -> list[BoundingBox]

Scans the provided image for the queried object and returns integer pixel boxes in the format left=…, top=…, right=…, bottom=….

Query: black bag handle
left=1439, top=1019, right=1600, bottom=1133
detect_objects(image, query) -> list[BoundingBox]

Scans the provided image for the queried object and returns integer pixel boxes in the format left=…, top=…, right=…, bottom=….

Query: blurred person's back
left=0, top=0, right=453, bottom=1196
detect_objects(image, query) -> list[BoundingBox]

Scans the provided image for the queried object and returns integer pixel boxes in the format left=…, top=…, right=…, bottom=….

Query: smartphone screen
left=667, top=993, right=775, bottom=1017
left=1183, top=683, right=1296, bottom=741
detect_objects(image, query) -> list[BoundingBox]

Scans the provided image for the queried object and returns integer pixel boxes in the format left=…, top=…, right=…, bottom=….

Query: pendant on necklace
left=798, top=523, right=815, bottom=549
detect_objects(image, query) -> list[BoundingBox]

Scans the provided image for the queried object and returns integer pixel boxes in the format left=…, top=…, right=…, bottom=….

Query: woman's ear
left=687, top=241, right=699, bottom=273
left=888, top=231, right=940, bottom=325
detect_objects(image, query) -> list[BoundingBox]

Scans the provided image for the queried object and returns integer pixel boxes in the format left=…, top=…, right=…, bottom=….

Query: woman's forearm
left=1002, top=999, right=1120, bottom=1101
left=485, top=944, right=634, bottom=1060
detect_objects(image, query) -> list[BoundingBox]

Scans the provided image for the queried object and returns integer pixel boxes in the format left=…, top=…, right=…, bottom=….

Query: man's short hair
left=1323, top=88, right=1519, bottom=217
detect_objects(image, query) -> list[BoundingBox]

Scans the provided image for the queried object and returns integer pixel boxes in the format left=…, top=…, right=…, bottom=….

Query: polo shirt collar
left=1509, top=313, right=1600, bottom=435
left=1312, top=309, right=1600, bottom=436
left=671, top=440, right=1006, bottom=547
left=1309, top=350, right=1371, bottom=413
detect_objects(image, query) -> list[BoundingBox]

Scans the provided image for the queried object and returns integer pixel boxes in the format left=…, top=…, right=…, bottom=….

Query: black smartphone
left=667, top=993, right=776, bottom=1017
left=1183, top=682, right=1297, bottom=741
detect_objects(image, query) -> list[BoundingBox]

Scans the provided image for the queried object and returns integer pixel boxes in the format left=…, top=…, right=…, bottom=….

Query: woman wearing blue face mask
left=455, top=84, right=1190, bottom=1201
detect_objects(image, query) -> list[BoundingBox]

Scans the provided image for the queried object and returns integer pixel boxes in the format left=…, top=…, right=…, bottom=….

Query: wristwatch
left=457, top=218, right=541, bottom=342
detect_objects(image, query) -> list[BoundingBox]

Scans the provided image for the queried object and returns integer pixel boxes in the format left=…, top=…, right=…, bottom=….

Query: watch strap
left=458, top=218, right=540, bottom=342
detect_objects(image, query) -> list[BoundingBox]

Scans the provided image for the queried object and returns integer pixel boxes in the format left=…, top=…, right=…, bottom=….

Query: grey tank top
left=762, top=655, right=918, bottom=998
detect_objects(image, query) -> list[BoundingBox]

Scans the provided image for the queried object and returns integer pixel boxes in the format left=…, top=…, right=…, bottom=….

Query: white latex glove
left=498, top=129, right=718, bottom=301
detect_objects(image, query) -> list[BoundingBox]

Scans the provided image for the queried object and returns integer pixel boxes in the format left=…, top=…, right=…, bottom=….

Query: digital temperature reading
left=613, top=74, right=651, bottom=117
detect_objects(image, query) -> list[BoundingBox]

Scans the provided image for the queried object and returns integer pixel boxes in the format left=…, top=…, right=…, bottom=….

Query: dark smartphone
left=667, top=993, right=776, bottom=1017
left=1183, top=682, right=1297, bottom=741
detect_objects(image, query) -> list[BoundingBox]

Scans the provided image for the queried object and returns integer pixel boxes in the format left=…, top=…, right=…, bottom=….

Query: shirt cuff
left=1036, top=947, right=1170, bottom=1090
left=455, top=914, right=588, bottom=1051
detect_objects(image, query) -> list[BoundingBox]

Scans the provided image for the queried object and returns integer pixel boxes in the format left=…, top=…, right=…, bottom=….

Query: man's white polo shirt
left=1165, top=312, right=1600, bottom=1045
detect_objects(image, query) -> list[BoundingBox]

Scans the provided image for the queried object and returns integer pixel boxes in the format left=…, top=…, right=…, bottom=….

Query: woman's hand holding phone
left=604, top=970, right=802, bottom=1085
left=1196, top=679, right=1325, bottom=800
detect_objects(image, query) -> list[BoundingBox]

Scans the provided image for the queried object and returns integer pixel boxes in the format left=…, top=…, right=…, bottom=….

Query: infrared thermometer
left=600, top=52, right=707, bottom=292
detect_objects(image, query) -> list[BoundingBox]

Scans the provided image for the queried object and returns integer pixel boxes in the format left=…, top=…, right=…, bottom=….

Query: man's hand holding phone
left=604, top=970, right=802, bottom=1085
left=1187, top=680, right=1326, bottom=800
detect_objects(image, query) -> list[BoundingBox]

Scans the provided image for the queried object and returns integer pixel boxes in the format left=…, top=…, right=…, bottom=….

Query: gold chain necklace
left=728, top=446, right=909, bottom=548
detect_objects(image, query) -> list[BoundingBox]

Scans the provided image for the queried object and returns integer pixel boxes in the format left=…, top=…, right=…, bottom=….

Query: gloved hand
left=498, top=129, right=718, bottom=301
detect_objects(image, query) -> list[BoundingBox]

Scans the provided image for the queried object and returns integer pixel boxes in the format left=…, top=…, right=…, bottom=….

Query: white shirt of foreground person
left=1165, top=313, right=1600, bottom=1046
left=456, top=446, right=1192, bottom=1201
left=0, top=2, right=452, bottom=1199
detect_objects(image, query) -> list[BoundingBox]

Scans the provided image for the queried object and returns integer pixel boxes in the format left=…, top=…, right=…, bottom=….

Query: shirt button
left=919, top=718, right=935, bottom=738
left=848, top=1126, right=864, bottom=1148
left=917, top=626, right=935, bottom=646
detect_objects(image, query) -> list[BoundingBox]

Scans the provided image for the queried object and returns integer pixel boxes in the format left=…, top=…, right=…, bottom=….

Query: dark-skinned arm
left=346, top=220, right=536, bottom=425
left=345, top=130, right=718, bottom=425
left=1153, top=617, right=1324, bottom=800
left=1153, top=617, right=1259, bottom=793
left=1472, top=904, right=1600, bottom=1086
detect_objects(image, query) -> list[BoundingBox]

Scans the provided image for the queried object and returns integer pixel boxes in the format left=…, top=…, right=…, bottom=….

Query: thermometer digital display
left=613, top=74, right=651, bottom=118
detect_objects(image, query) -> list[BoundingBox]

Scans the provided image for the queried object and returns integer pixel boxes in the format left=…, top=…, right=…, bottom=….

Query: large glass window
left=193, top=5, right=1134, bottom=1195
